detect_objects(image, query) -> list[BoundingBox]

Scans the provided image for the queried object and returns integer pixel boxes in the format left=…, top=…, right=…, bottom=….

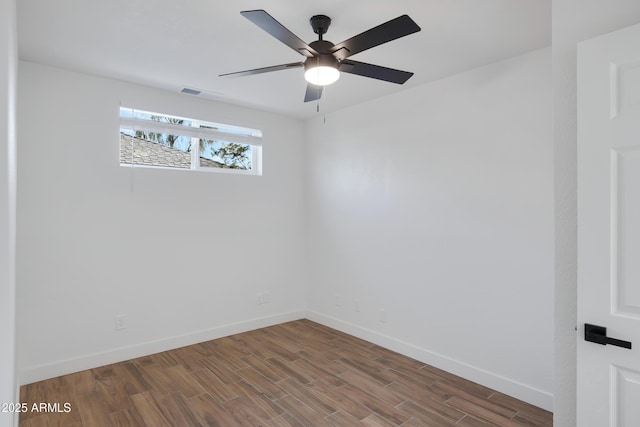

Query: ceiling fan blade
left=241, top=10, right=318, bottom=58
left=219, top=62, right=304, bottom=78
left=304, top=84, right=323, bottom=102
left=339, top=60, right=414, bottom=84
left=330, top=15, right=420, bottom=61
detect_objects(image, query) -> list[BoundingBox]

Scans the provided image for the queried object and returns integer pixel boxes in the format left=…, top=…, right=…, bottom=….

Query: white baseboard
left=19, top=309, right=553, bottom=412
left=13, top=376, right=20, bottom=427
left=19, top=310, right=305, bottom=385
left=305, top=310, right=553, bottom=411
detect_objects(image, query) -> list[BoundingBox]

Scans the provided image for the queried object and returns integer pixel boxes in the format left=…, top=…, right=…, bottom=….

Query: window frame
left=119, top=107, right=263, bottom=175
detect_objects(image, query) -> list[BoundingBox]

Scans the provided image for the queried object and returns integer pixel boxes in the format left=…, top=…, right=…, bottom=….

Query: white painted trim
left=13, top=379, right=19, bottom=427
left=19, top=309, right=552, bottom=411
left=19, top=310, right=304, bottom=385
left=119, top=159, right=261, bottom=176
left=305, top=310, right=553, bottom=411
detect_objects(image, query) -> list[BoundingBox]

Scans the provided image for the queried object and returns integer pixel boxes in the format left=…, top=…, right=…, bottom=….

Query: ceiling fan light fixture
left=304, top=65, right=340, bottom=86
left=304, top=55, right=340, bottom=86
left=222, top=10, right=421, bottom=102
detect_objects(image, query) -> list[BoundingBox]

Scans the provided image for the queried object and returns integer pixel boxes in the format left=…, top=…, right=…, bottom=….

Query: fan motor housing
left=309, top=40, right=335, bottom=54
left=303, top=54, right=339, bottom=71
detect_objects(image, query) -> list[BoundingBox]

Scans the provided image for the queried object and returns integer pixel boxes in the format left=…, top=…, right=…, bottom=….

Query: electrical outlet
left=257, top=292, right=270, bottom=305
left=335, top=294, right=341, bottom=306
left=115, top=315, right=127, bottom=331
left=353, top=299, right=360, bottom=312
left=379, top=309, right=387, bottom=323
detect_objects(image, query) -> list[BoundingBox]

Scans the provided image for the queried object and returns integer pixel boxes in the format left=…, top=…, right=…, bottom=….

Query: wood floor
left=19, top=320, right=552, bottom=426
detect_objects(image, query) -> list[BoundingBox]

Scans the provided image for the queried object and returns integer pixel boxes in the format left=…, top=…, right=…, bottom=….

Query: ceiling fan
left=220, top=10, right=421, bottom=102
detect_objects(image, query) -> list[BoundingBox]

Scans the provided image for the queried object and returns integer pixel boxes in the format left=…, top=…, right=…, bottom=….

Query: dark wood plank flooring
left=19, top=319, right=552, bottom=426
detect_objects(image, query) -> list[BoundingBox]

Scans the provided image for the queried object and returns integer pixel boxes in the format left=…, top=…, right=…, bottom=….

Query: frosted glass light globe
left=304, top=66, right=340, bottom=86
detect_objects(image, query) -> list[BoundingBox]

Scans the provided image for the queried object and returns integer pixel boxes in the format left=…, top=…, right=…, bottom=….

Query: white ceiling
left=17, top=0, right=550, bottom=120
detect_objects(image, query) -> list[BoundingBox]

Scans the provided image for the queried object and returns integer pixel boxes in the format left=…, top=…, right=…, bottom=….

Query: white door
left=578, top=22, right=640, bottom=427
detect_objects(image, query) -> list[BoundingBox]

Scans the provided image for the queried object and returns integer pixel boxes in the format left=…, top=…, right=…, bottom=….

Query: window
left=119, top=107, right=262, bottom=175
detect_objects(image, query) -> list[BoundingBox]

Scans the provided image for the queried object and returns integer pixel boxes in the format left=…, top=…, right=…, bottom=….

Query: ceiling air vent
left=180, top=87, right=223, bottom=100
left=181, top=87, right=201, bottom=95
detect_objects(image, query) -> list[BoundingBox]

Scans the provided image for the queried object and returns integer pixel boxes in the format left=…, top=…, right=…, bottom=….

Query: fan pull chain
left=316, top=55, right=321, bottom=113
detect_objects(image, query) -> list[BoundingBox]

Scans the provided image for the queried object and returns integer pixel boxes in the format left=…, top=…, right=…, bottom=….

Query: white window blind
left=119, top=116, right=263, bottom=147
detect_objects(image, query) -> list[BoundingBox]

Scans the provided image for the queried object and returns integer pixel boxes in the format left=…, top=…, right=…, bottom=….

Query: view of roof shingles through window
left=120, top=134, right=224, bottom=169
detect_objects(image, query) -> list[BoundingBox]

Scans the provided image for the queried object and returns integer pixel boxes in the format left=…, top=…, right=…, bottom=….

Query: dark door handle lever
left=585, top=323, right=632, bottom=349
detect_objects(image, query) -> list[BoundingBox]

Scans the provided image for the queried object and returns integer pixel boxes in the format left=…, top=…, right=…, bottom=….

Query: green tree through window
left=200, top=140, right=252, bottom=170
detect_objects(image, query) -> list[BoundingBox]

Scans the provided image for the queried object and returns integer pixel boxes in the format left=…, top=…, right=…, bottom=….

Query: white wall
left=17, top=61, right=307, bottom=383
left=552, top=3, right=640, bottom=426
left=305, top=48, right=553, bottom=409
left=0, top=0, right=18, bottom=426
